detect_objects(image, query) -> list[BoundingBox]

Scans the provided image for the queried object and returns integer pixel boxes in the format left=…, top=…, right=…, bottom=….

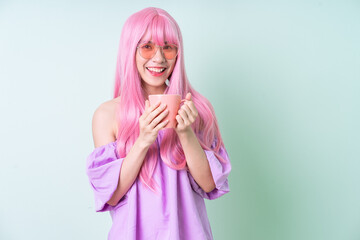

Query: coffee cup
left=148, top=94, right=186, bottom=128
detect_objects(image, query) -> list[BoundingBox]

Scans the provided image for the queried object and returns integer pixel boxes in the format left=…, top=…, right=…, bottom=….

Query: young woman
left=86, top=7, right=231, bottom=240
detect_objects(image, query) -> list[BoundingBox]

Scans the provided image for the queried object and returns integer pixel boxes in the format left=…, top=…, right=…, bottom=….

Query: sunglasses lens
left=138, top=43, right=156, bottom=59
left=138, top=43, right=178, bottom=60
left=163, top=44, right=178, bottom=60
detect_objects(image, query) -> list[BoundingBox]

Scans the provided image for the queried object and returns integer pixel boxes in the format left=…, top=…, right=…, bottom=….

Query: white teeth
left=147, top=67, right=165, bottom=73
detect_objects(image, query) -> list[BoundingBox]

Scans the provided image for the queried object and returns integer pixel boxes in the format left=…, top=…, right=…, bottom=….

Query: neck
left=142, top=83, right=167, bottom=98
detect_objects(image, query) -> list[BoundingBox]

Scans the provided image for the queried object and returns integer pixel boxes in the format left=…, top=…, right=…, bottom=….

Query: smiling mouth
left=146, top=67, right=166, bottom=73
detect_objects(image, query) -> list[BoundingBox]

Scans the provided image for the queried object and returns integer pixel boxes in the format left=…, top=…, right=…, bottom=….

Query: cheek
left=135, top=54, right=141, bottom=70
left=135, top=53, right=146, bottom=73
left=168, top=60, right=176, bottom=73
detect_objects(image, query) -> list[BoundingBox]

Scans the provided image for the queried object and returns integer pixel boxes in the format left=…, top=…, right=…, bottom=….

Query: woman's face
left=136, top=38, right=177, bottom=95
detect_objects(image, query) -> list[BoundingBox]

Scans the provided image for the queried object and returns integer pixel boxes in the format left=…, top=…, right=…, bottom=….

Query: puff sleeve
left=187, top=139, right=231, bottom=200
left=86, top=141, right=126, bottom=212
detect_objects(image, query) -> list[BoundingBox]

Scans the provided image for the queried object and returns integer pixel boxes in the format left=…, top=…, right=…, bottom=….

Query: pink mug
left=148, top=94, right=186, bottom=128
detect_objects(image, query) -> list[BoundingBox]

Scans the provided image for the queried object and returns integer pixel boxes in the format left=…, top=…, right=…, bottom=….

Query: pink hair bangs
left=140, top=14, right=180, bottom=46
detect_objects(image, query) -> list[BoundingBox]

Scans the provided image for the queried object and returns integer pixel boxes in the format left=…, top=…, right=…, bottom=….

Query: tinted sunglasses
left=137, top=42, right=178, bottom=60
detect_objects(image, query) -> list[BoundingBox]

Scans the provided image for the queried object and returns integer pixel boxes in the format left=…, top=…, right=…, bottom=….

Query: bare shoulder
left=92, top=97, right=120, bottom=148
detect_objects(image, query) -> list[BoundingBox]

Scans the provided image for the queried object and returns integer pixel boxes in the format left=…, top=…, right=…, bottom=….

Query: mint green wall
left=0, top=1, right=359, bottom=239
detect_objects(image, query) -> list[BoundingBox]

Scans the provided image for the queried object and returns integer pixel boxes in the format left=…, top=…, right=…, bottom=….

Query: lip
left=147, top=66, right=167, bottom=68
left=146, top=67, right=167, bottom=77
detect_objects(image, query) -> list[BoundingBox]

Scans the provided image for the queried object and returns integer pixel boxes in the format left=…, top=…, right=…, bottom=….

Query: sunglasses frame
left=136, top=42, right=179, bottom=60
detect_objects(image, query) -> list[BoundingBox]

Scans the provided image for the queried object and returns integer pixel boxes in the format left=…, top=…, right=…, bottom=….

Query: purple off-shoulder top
left=86, top=130, right=231, bottom=240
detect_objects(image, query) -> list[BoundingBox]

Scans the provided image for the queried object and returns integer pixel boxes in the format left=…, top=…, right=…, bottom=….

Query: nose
left=151, top=46, right=166, bottom=63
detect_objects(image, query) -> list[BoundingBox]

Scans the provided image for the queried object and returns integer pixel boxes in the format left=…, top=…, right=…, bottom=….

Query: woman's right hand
left=138, top=100, right=169, bottom=148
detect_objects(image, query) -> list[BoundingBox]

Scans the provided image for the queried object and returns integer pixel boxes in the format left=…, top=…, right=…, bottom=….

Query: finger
left=154, top=119, right=169, bottom=131
left=146, top=104, right=168, bottom=126
left=176, top=115, right=184, bottom=125
left=178, top=108, right=189, bottom=123
left=182, top=104, right=196, bottom=123
left=143, top=101, right=161, bottom=120
left=149, top=108, right=169, bottom=129
left=182, top=104, right=192, bottom=117
left=185, top=101, right=198, bottom=116
left=186, top=92, right=192, bottom=101
left=149, top=101, right=161, bottom=112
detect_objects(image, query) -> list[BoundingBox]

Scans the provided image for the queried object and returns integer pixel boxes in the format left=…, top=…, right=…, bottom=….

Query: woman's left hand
left=175, top=92, right=198, bottom=135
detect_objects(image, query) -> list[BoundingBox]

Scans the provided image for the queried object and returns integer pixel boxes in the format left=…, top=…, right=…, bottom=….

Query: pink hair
left=113, top=7, right=228, bottom=193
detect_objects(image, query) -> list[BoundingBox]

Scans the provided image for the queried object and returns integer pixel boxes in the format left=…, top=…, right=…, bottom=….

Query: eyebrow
left=138, top=40, right=169, bottom=44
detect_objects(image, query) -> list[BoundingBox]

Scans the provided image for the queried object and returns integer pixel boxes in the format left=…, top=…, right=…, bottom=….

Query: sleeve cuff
left=86, top=142, right=127, bottom=212
left=188, top=146, right=231, bottom=200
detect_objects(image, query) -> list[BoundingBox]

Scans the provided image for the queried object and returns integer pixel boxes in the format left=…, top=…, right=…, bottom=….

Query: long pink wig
left=113, top=7, right=228, bottom=193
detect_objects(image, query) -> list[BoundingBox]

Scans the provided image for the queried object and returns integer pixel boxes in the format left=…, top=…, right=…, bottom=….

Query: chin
left=142, top=79, right=166, bottom=87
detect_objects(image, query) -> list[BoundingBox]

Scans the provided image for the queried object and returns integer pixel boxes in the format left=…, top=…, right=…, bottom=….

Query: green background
left=0, top=0, right=359, bottom=239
